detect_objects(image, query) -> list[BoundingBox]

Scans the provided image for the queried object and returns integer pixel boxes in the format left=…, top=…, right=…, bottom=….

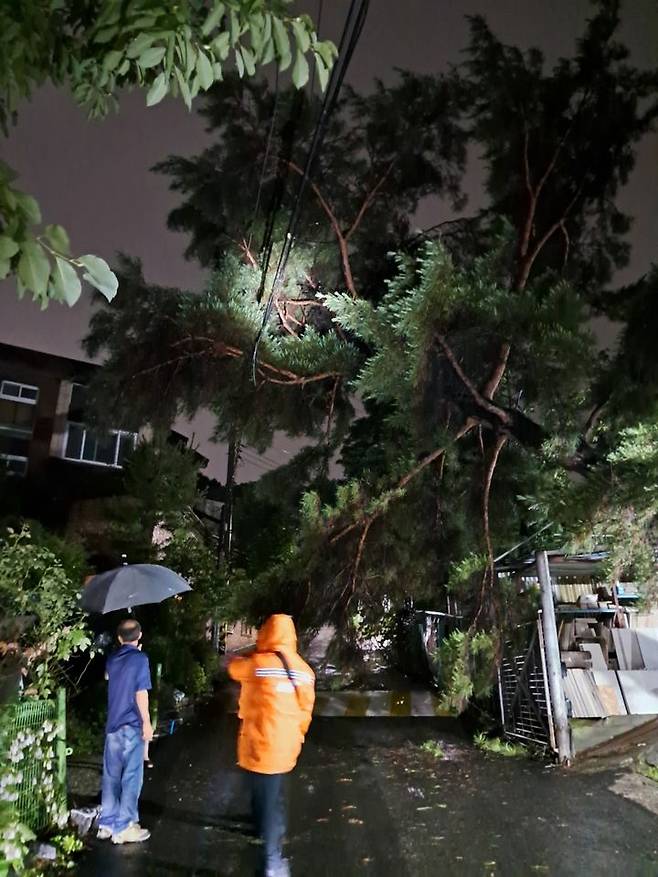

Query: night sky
left=1, top=0, right=656, bottom=480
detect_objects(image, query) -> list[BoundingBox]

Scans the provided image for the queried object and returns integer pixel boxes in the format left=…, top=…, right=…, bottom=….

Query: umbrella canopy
left=81, top=564, right=192, bottom=614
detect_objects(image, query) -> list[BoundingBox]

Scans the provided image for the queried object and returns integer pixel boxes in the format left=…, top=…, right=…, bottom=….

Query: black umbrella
left=81, top=564, right=192, bottom=614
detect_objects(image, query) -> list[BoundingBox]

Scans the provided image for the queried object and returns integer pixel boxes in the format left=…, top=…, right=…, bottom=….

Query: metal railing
left=3, top=689, right=67, bottom=831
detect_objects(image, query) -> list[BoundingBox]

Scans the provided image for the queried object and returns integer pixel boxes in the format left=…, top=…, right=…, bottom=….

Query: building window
left=64, top=424, right=136, bottom=468
left=0, top=381, right=39, bottom=404
left=0, top=380, right=39, bottom=437
left=62, top=383, right=137, bottom=468
left=0, top=454, right=28, bottom=477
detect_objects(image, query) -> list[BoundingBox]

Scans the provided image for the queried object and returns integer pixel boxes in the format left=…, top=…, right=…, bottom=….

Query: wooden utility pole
left=536, top=550, right=571, bottom=764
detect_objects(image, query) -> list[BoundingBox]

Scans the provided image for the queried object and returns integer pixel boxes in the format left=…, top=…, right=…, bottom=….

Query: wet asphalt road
left=78, top=697, right=658, bottom=876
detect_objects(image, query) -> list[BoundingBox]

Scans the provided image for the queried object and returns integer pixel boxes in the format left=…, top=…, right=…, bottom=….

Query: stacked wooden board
left=562, top=628, right=658, bottom=717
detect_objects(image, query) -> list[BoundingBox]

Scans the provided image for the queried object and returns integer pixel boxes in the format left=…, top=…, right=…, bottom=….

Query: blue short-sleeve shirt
left=105, top=644, right=152, bottom=733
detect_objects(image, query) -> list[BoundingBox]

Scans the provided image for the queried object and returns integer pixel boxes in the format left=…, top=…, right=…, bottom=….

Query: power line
left=247, top=68, right=280, bottom=253
left=251, top=0, right=371, bottom=382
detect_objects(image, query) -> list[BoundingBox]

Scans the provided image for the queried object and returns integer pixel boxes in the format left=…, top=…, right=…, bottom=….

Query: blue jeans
left=246, top=770, right=287, bottom=872
left=99, top=724, right=144, bottom=834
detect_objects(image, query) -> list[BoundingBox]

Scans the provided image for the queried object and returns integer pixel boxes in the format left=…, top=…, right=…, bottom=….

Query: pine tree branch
left=329, top=420, right=476, bottom=547
left=286, top=160, right=358, bottom=299
left=436, top=334, right=512, bottom=426
left=345, top=160, right=396, bottom=241
left=481, top=343, right=511, bottom=399
left=132, top=336, right=339, bottom=388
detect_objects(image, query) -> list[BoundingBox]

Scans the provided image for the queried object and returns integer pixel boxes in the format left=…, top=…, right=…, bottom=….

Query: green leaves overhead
left=77, top=2, right=337, bottom=112
left=0, top=0, right=335, bottom=306
left=18, top=240, right=50, bottom=301
left=0, top=160, right=118, bottom=306
left=52, top=257, right=82, bottom=306
left=292, top=51, right=310, bottom=89
left=78, top=255, right=119, bottom=301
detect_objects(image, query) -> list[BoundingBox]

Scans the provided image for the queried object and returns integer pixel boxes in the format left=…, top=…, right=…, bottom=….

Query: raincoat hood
left=256, top=614, right=297, bottom=652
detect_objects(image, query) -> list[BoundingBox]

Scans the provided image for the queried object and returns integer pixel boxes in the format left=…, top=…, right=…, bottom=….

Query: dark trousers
left=246, top=770, right=287, bottom=870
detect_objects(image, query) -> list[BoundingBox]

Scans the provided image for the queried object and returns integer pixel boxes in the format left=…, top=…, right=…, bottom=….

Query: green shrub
left=474, top=732, right=527, bottom=757
left=420, top=740, right=445, bottom=759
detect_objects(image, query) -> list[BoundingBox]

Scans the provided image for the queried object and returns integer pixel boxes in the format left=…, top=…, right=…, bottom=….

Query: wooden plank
left=612, top=629, right=645, bottom=670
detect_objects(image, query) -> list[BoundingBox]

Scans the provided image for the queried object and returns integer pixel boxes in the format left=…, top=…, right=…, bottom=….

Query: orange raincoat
left=228, top=614, right=315, bottom=774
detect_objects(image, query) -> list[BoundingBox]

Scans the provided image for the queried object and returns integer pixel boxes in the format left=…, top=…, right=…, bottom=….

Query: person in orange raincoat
left=228, top=614, right=315, bottom=877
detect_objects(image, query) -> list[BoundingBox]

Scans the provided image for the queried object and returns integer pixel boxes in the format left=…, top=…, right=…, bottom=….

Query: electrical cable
left=251, top=0, right=371, bottom=382
left=247, top=68, right=280, bottom=253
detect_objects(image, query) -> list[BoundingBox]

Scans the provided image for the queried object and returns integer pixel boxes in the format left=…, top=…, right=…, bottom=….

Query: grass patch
left=420, top=740, right=445, bottom=759
left=474, top=732, right=527, bottom=757
left=637, top=762, right=658, bottom=783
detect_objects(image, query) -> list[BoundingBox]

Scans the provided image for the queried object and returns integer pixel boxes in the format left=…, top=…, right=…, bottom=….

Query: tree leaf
left=202, top=2, right=225, bottom=36
left=291, top=50, right=309, bottom=89
left=18, top=240, right=50, bottom=299
left=103, top=50, right=124, bottom=72
left=212, top=32, right=231, bottom=60
left=53, top=257, right=82, bottom=306
left=291, top=19, right=311, bottom=54
left=235, top=49, right=245, bottom=78
left=315, top=40, right=337, bottom=69
left=241, top=46, right=256, bottom=77
left=16, top=193, right=41, bottom=224
left=175, top=69, right=192, bottom=110
left=196, top=50, right=214, bottom=90
left=93, top=26, right=119, bottom=45
left=127, top=33, right=155, bottom=59
left=272, top=18, right=291, bottom=70
left=250, top=18, right=264, bottom=58
left=146, top=71, right=169, bottom=106
left=261, top=37, right=275, bottom=65
left=185, top=42, right=198, bottom=78
left=263, top=13, right=273, bottom=44
left=78, top=255, right=118, bottom=301
left=139, top=46, right=167, bottom=69
left=229, top=9, right=240, bottom=43
left=44, top=224, right=71, bottom=255
left=0, top=259, right=11, bottom=280
left=315, top=53, right=329, bottom=92
left=0, top=235, right=19, bottom=261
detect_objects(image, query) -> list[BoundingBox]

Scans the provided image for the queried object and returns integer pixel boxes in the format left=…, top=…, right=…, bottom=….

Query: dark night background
left=1, top=0, right=656, bottom=479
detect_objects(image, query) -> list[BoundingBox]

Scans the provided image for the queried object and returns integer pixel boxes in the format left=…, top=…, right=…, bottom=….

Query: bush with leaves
left=0, top=526, right=92, bottom=699
left=0, top=526, right=92, bottom=874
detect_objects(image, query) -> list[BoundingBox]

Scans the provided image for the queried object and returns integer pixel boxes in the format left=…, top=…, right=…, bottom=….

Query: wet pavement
left=77, top=697, right=658, bottom=876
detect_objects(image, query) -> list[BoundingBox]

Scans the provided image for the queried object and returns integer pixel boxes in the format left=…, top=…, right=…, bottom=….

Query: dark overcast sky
left=1, top=0, right=656, bottom=479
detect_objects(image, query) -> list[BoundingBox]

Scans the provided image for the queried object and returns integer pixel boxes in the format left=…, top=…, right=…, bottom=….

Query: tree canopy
left=85, top=2, right=658, bottom=675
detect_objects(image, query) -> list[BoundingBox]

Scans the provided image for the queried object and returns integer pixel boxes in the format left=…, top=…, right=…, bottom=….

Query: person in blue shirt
left=97, top=619, right=153, bottom=844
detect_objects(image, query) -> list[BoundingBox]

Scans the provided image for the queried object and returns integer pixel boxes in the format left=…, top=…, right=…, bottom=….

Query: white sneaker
left=112, top=823, right=151, bottom=845
left=97, top=827, right=112, bottom=840
left=265, top=858, right=290, bottom=877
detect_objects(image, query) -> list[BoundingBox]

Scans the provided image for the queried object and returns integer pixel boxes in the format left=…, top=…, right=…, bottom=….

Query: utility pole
left=217, top=433, right=240, bottom=565
left=536, top=550, right=571, bottom=764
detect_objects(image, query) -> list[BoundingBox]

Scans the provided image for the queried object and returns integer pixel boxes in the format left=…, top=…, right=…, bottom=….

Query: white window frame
left=63, top=423, right=137, bottom=469
left=0, top=380, right=39, bottom=405
left=0, top=453, right=29, bottom=476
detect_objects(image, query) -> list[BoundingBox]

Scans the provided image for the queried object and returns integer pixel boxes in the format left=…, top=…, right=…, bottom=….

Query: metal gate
left=498, top=616, right=556, bottom=751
